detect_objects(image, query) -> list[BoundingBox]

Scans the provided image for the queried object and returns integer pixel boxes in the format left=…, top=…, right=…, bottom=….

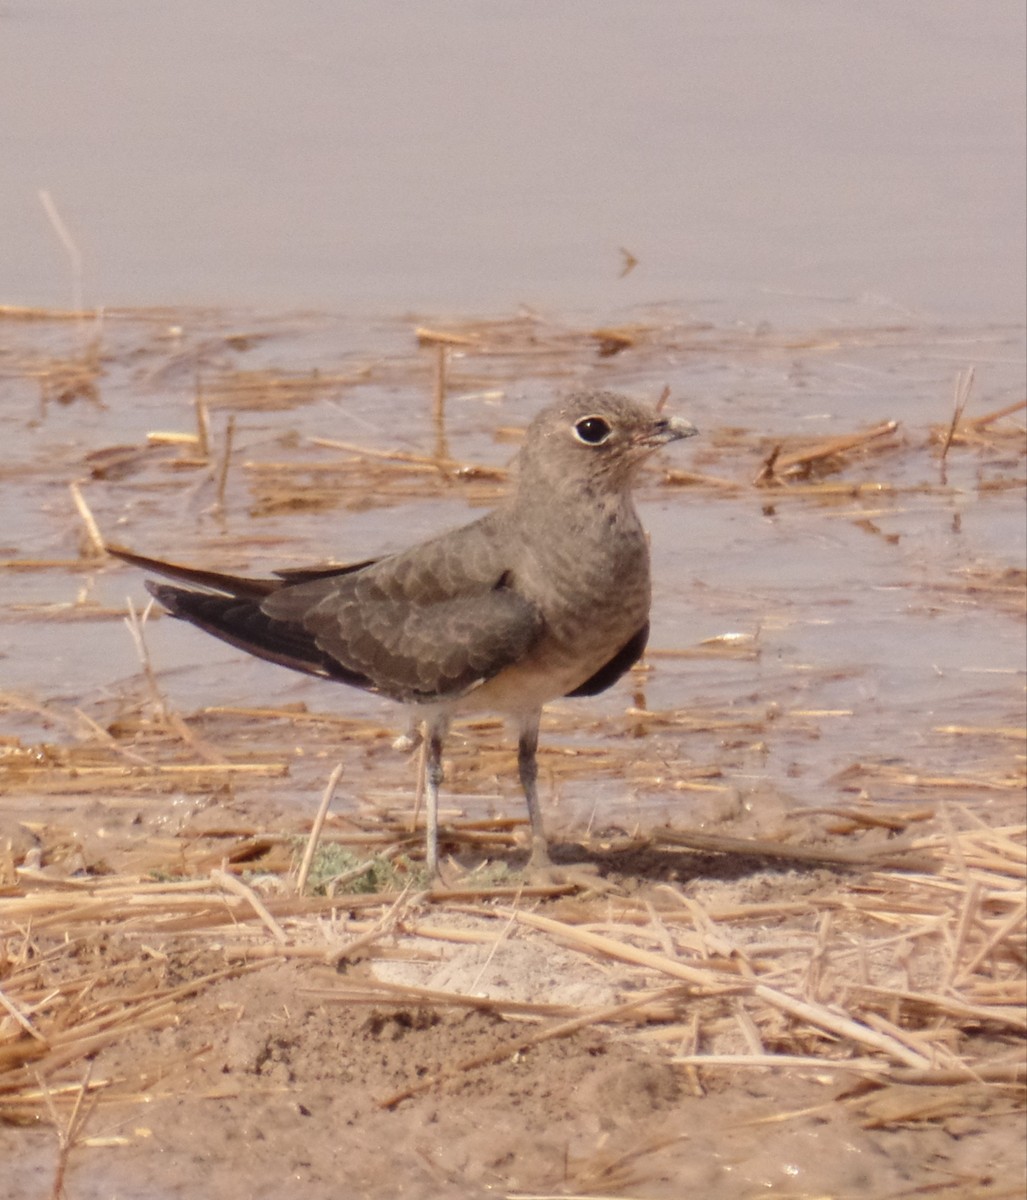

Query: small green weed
left=292, top=840, right=429, bottom=894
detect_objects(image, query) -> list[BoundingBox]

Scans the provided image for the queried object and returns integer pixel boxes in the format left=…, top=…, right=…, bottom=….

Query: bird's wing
left=112, top=519, right=542, bottom=702
left=287, top=586, right=543, bottom=701
left=259, top=516, right=545, bottom=703
left=564, top=622, right=649, bottom=697
left=145, top=580, right=369, bottom=685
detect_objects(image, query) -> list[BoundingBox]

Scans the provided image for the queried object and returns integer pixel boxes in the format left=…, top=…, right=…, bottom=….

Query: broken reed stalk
left=68, top=481, right=105, bottom=560
left=38, top=189, right=84, bottom=318
left=432, top=342, right=447, bottom=427
left=969, top=397, right=1027, bottom=429
left=210, top=869, right=288, bottom=944
left=414, top=326, right=476, bottom=348
left=317, top=844, right=405, bottom=896
left=757, top=420, right=900, bottom=484
left=941, top=365, right=975, bottom=462
left=429, top=341, right=451, bottom=468
left=37, top=1059, right=98, bottom=1200
left=0, top=984, right=46, bottom=1041
left=194, top=385, right=211, bottom=460
left=122, top=597, right=168, bottom=723
left=511, top=907, right=936, bottom=1069
left=672, top=1052, right=890, bottom=1075
left=70, top=706, right=156, bottom=768
left=213, top=414, right=236, bottom=513
left=957, top=898, right=1027, bottom=982
left=510, top=909, right=723, bottom=987
left=466, top=899, right=523, bottom=996
left=294, top=761, right=345, bottom=896
left=751, top=983, right=932, bottom=1070
left=328, top=885, right=415, bottom=965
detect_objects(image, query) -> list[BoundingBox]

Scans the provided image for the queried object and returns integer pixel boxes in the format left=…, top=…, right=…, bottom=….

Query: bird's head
left=517, top=391, right=698, bottom=495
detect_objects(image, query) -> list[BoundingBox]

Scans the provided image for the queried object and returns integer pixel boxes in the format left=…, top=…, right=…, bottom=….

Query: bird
left=107, top=391, right=697, bottom=876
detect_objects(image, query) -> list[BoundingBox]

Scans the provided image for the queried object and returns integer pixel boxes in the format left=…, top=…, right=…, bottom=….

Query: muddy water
left=2, top=2, right=1024, bottom=323
left=1, top=1, right=1024, bottom=837
left=1, top=307, right=1023, bottom=841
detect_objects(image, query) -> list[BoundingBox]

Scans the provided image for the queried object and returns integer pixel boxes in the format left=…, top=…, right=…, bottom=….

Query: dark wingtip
left=144, top=580, right=184, bottom=614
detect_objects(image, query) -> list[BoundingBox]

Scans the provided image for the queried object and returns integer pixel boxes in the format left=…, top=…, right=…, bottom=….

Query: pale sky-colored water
left=2, top=0, right=1024, bottom=322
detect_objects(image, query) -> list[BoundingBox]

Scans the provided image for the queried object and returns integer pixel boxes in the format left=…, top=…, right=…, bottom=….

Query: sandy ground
left=2, top=801, right=1025, bottom=1200
left=2, top=904, right=1022, bottom=1200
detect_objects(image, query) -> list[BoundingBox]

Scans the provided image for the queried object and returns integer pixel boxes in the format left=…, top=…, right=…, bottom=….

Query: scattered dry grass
left=1, top=306, right=1023, bottom=1195
left=1, top=806, right=1023, bottom=1120
left=2, top=641, right=1025, bottom=1120
left=5, top=308, right=1021, bottom=521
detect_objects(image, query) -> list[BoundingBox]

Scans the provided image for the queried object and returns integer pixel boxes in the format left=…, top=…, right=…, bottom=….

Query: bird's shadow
left=516, top=836, right=849, bottom=888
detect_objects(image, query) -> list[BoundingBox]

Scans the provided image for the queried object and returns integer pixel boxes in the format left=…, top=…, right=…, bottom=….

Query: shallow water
left=1, top=306, right=1023, bottom=839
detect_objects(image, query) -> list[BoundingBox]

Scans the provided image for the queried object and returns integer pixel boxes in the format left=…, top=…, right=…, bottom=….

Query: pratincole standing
left=108, top=392, right=698, bottom=875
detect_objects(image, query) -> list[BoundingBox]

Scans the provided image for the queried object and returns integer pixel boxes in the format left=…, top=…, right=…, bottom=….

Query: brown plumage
left=108, top=392, right=697, bottom=874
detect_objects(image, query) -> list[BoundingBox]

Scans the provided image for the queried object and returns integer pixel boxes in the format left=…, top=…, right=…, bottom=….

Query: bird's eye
left=573, top=415, right=613, bottom=445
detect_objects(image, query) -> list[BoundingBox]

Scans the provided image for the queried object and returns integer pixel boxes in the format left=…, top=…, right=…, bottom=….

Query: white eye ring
left=573, top=415, right=613, bottom=445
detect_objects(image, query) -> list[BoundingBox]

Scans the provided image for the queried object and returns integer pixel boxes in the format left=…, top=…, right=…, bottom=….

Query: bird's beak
left=649, top=415, right=699, bottom=444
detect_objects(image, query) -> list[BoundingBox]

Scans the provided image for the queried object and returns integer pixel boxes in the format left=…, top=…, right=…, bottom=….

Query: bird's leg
left=517, top=711, right=551, bottom=868
left=424, top=715, right=448, bottom=878
left=517, top=712, right=611, bottom=892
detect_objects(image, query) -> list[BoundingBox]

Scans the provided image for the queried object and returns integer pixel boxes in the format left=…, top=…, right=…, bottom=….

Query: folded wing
left=113, top=521, right=545, bottom=704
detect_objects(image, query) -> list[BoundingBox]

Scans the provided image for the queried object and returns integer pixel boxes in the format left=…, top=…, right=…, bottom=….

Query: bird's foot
left=423, top=855, right=458, bottom=891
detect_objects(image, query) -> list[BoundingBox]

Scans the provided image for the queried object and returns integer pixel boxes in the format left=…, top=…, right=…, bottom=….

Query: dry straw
left=3, top=814, right=1023, bottom=1122
left=2, top=306, right=1024, bottom=1185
